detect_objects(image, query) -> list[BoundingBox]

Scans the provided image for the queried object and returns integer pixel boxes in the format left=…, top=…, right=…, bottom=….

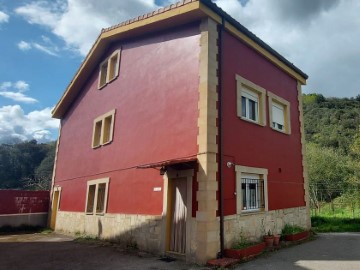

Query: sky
left=0, top=0, right=359, bottom=143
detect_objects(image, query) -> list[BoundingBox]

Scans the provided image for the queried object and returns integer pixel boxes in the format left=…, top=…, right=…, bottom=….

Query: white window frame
left=268, top=92, right=291, bottom=134
left=98, top=49, right=121, bottom=89
left=235, top=165, right=268, bottom=214
left=91, top=109, right=116, bottom=148
left=236, top=74, right=266, bottom=126
left=85, top=177, right=110, bottom=215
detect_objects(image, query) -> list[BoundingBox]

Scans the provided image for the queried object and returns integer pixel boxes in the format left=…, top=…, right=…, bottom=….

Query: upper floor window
left=92, top=109, right=116, bottom=148
left=236, top=74, right=266, bottom=126
left=268, top=92, right=291, bottom=134
left=98, top=49, right=121, bottom=89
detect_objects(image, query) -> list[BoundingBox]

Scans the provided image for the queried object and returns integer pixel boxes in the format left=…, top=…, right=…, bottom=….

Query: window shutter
left=272, top=103, right=284, bottom=126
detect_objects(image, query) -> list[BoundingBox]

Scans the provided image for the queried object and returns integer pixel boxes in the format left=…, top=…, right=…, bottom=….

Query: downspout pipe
left=217, top=16, right=225, bottom=258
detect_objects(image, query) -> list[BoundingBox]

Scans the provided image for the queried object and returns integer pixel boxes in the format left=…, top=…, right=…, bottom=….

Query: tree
left=306, top=143, right=354, bottom=212
left=0, top=140, right=56, bottom=190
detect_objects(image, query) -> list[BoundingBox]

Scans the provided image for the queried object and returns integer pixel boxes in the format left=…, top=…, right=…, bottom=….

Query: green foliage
left=281, top=224, right=305, bottom=235
left=0, top=140, right=56, bottom=190
left=232, top=228, right=259, bottom=249
left=311, top=216, right=360, bottom=232
left=303, top=94, right=360, bottom=154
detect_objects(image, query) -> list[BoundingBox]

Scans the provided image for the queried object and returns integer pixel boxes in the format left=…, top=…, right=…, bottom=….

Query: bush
left=281, top=224, right=305, bottom=235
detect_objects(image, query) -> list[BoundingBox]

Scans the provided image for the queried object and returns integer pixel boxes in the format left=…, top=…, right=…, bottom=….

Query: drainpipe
left=218, top=16, right=225, bottom=258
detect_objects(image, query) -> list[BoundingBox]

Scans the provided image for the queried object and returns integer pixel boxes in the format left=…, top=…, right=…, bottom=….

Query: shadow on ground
left=0, top=233, right=206, bottom=270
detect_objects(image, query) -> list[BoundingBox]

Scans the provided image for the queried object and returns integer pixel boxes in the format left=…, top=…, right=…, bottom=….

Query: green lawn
left=311, top=204, right=360, bottom=232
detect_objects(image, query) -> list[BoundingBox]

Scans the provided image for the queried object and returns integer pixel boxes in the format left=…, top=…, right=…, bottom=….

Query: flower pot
left=284, top=231, right=310, bottom=242
left=224, top=242, right=266, bottom=260
left=273, top=234, right=280, bottom=246
left=263, top=235, right=274, bottom=247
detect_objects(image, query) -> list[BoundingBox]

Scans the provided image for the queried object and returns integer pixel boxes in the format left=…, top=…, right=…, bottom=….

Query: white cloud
left=214, top=0, right=360, bottom=97
left=0, top=92, right=38, bottom=104
left=0, top=11, right=9, bottom=23
left=0, top=105, right=59, bottom=143
left=18, top=38, right=59, bottom=56
left=33, top=42, right=59, bottom=56
left=14, top=81, right=30, bottom=92
left=15, top=0, right=161, bottom=56
left=18, top=41, right=32, bottom=51
left=0, top=80, right=37, bottom=103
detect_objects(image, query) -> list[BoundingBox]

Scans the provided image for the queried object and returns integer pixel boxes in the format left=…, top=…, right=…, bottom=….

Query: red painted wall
left=55, top=24, right=200, bottom=215
left=222, top=31, right=305, bottom=215
left=0, top=190, right=49, bottom=215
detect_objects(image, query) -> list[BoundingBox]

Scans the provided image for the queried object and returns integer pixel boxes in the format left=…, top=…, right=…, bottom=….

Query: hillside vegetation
left=304, top=94, right=360, bottom=220
left=303, top=93, right=360, bottom=154
left=0, top=140, right=55, bottom=190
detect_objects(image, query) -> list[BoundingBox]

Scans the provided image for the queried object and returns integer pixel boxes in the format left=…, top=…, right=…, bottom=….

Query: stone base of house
left=223, top=206, right=309, bottom=248
left=55, top=207, right=308, bottom=261
left=55, top=211, right=163, bottom=253
left=55, top=211, right=199, bottom=262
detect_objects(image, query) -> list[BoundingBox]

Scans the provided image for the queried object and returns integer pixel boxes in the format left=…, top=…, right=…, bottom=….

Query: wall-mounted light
left=226, top=161, right=235, bottom=168
left=160, top=166, right=167, bottom=175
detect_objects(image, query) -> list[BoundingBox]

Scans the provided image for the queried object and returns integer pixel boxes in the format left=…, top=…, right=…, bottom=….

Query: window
left=85, top=178, right=109, bottom=215
left=236, top=74, right=266, bottom=126
left=236, top=165, right=268, bottom=213
left=241, top=174, right=264, bottom=210
left=92, top=109, right=116, bottom=148
left=268, top=92, right=291, bottom=134
left=98, top=49, right=121, bottom=89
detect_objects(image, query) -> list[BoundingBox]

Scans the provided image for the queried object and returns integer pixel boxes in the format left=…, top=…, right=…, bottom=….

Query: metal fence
left=310, top=183, right=360, bottom=218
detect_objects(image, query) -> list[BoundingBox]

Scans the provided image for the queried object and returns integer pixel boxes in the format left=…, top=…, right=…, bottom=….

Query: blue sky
left=1, top=0, right=359, bottom=143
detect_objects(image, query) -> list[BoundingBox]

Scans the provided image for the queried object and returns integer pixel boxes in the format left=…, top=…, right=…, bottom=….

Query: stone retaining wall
left=224, top=206, right=309, bottom=248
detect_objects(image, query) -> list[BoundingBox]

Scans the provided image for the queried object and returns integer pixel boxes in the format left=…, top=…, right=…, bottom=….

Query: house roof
left=52, top=0, right=308, bottom=119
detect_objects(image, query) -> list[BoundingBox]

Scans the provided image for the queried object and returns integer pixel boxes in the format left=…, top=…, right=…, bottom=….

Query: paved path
left=236, top=233, right=360, bottom=270
left=0, top=232, right=359, bottom=269
left=0, top=233, right=207, bottom=270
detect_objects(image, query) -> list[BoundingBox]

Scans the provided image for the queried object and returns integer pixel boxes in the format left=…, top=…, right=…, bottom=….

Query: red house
left=50, top=0, right=309, bottom=263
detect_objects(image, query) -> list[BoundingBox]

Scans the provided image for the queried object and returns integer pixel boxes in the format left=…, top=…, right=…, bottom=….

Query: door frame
left=161, top=168, right=193, bottom=260
left=50, top=186, right=62, bottom=230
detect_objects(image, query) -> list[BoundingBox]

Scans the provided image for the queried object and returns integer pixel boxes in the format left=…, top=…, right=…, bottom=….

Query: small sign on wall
left=153, top=187, right=162, bottom=192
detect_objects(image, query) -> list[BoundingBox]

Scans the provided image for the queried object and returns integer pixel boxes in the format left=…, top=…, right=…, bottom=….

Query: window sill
left=240, top=209, right=265, bottom=216
left=102, top=140, right=112, bottom=146
left=107, top=75, right=118, bottom=85
left=98, top=83, right=107, bottom=90
left=239, top=116, right=265, bottom=127
left=271, top=127, right=290, bottom=135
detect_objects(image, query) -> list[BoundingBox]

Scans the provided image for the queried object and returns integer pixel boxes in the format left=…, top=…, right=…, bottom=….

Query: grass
left=311, top=202, right=360, bottom=232
left=311, top=216, right=360, bottom=232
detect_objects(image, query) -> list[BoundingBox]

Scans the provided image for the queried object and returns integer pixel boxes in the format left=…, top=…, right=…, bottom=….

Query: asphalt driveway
left=0, top=232, right=359, bottom=269
left=237, top=233, right=360, bottom=270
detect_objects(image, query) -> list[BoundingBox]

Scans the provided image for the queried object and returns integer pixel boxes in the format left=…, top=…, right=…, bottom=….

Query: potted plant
left=224, top=230, right=266, bottom=260
left=281, top=224, right=309, bottom=242
left=273, top=223, right=280, bottom=246
left=263, top=230, right=274, bottom=247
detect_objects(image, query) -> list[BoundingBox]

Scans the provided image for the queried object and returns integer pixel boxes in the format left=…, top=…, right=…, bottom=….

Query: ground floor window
left=236, top=165, right=268, bottom=213
left=85, top=178, right=109, bottom=215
